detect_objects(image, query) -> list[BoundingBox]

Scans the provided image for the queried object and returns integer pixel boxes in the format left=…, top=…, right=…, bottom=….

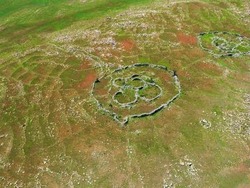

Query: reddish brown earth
left=177, top=33, right=197, bottom=45
left=178, top=69, right=191, bottom=78
left=79, top=61, right=92, bottom=70
left=232, top=72, right=250, bottom=82
left=196, top=77, right=215, bottom=91
left=196, top=62, right=223, bottom=76
left=78, top=72, right=97, bottom=89
left=71, top=123, right=84, bottom=135
left=57, top=123, right=72, bottom=141
left=187, top=48, right=205, bottom=58
left=120, top=39, right=136, bottom=51
left=20, top=73, right=35, bottom=84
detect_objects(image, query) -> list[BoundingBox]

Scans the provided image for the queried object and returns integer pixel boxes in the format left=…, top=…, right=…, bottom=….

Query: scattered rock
left=200, top=119, right=211, bottom=129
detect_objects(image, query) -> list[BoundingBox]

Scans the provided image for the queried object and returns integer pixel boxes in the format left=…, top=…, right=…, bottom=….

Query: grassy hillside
left=0, top=0, right=249, bottom=187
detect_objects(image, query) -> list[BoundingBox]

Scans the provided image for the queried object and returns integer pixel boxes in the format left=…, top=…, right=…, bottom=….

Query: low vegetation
left=0, top=0, right=249, bottom=187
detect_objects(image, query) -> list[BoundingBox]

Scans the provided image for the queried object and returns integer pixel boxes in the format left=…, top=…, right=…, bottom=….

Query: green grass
left=127, top=78, right=144, bottom=88
left=200, top=33, right=214, bottom=43
left=0, top=0, right=153, bottom=40
left=220, top=174, right=249, bottom=188
left=113, top=78, right=125, bottom=87
left=114, top=88, right=136, bottom=104
left=0, top=0, right=250, bottom=187
left=138, top=85, right=160, bottom=99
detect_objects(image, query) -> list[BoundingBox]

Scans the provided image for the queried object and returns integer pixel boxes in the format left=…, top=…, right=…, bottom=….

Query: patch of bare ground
left=120, top=39, right=136, bottom=51
left=177, top=33, right=197, bottom=45
left=77, top=72, right=97, bottom=89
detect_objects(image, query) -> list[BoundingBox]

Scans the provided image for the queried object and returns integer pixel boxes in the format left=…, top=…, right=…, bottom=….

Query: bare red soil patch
left=78, top=72, right=97, bottom=89
left=177, top=33, right=197, bottom=45
left=120, top=39, right=136, bottom=51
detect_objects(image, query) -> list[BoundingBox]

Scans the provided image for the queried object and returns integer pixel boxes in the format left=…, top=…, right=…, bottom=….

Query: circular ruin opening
left=91, top=63, right=181, bottom=125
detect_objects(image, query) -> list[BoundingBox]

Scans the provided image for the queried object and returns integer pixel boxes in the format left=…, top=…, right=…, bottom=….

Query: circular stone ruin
left=91, top=63, right=181, bottom=125
left=198, top=31, right=250, bottom=57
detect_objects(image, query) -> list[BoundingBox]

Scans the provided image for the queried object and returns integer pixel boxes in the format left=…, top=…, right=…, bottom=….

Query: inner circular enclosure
left=91, top=63, right=181, bottom=125
left=126, top=77, right=145, bottom=89
left=113, top=87, right=138, bottom=106
left=139, top=84, right=162, bottom=102
left=113, top=78, right=125, bottom=88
